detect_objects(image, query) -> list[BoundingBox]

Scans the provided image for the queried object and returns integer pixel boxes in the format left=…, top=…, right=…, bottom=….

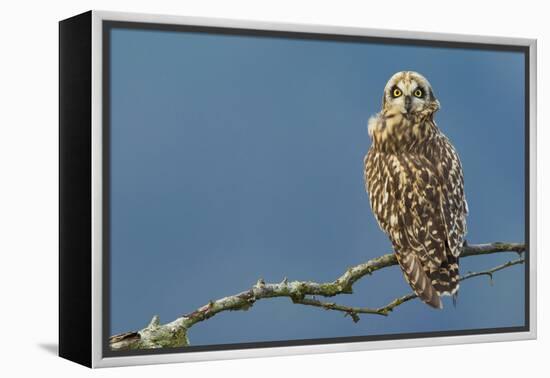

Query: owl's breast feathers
left=364, top=109, right=467, bottom=309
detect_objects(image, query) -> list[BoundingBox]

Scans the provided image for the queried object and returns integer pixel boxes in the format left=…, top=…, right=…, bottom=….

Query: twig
left=375, top=257, right=525, bottom=315
left=291, top=297, right=384, bottom=323
left=292, top=256, right=525, bottom=317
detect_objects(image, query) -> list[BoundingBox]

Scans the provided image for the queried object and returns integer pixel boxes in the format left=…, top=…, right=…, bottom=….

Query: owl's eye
left=392, top=88, right=402, bottom=98
left=414, top=88, right=424, bottom=98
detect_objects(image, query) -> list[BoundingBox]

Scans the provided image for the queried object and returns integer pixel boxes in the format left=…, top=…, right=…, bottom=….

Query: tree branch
left=109, top=242, right=525, bottom=351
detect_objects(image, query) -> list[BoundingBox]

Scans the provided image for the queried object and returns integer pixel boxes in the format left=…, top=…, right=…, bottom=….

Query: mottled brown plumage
left=364, top=71, right=467, bottom=309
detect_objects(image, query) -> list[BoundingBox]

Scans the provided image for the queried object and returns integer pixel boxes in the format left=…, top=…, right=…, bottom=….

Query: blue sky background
left=108, top=28, right=526, bottom=346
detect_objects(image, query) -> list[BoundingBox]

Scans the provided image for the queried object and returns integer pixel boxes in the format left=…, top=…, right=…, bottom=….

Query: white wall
left=0, top=0, right=545, bottom=376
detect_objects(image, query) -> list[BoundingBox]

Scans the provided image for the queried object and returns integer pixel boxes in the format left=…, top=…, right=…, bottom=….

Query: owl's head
left=382, top=71, right=440, bottom=116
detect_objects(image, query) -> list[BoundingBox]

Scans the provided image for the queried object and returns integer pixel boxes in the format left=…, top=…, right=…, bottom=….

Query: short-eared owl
left=364, top=71, right=468, bottom=309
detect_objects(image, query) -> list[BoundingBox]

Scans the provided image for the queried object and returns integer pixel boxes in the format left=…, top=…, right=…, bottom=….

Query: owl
left=364, top=71, right=468, bottom=309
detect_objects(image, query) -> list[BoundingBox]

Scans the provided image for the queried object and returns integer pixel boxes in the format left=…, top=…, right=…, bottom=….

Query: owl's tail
left=395, top=251, right=442, bottom=309
left=427, top=254, right=460, bottom=298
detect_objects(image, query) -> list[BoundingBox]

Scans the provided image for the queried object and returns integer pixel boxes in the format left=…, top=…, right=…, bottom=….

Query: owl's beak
left=404, top=96, right=412, bottom=113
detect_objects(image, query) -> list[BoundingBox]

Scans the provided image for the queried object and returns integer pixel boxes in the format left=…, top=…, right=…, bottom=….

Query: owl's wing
left=392, top=153, right=449, bottom=267
left=435, top=135, right=468, bottom=257
left=365, top=148, right=447, bottom=263
left=365, top=149, right=460, bottom=305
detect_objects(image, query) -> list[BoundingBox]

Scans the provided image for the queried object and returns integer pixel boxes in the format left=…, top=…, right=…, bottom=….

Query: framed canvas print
left=59, top=10, right=537, bottom=368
